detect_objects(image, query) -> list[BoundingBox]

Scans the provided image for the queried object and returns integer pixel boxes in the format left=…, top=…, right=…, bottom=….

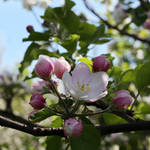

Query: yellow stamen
left=77, top=82, right=91, bottom=92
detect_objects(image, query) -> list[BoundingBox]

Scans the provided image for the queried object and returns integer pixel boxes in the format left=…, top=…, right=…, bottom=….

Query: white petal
left=62, top=72, right=80, bottom=99
left=89, top=71, right=109, bottom=91
left=87, top=91, right=108, bottom=102
left=72, top=63, right=91, bottom=86
left=57, top=79, right=70, bottom=97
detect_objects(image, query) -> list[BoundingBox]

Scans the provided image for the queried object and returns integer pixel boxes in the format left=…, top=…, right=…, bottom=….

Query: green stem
left=130, top=92, right=140, bottom=111
left=49, top=80, right=69, bottom=115
left=71, top=101, right=81, bottom=114
left=72, top=105, right=111, bottom=117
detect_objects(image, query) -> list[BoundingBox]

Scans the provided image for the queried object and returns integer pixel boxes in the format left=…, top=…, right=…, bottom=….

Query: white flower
left=62, top=63, right=109, bottom=102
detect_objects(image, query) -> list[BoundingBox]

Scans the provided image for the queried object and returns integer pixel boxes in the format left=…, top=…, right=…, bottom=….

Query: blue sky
left=0, top=0, right=109, bottom=73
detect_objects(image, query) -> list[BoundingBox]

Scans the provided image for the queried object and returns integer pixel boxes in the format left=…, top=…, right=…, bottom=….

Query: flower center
left=77, top=82, right=91, bottom=92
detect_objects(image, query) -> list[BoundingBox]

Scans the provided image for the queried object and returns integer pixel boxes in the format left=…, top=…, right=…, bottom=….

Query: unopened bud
left=29, top=94, right=45, bottom=109
left=35, top=55, right=54, bottom=79
left=93, top=55, right=110, bottom=72
left=54, top=57, right=71, bottom=79
left=63, top=118, right=83, bottom=137
left=26, top=25, right=34, bottom=33
left=113, top=90, right=134, bottom=109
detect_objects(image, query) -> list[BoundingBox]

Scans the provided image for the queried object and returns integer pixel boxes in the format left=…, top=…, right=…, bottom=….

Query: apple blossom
left=35, top=55, right=54, bottom=79
left=93, top=55, right=110, bottom=72
left=29, top=94, right=46, bottom=109
left=113, top=90, right=134, bottom=109
left=54, top=57, right=71, bottom=79
left=63, top=118, right=83, bottom=137
left=62, top=63, right=109, bottom=102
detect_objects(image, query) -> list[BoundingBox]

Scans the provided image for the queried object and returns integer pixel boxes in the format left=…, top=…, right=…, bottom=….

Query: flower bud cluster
left=28, top=53, right=134, bottom=139
left=34, top=55, right=71, bottom=80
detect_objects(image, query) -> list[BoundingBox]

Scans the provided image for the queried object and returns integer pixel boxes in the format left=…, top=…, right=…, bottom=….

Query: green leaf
left=103, top=113, right=127, bottom=124
left=81, top=117, right=93, bottom=125
left=19, top=43, right=59, bottom=73
left=77, top=22, right=97, bottom=42
left=94, top=38, right=111, bottom=44
left=42, top=6, right=80, bottom=33
left=46, top=136, right=62, bottom=150
left=135, top=61, right=150, bottom=91
left=29, top=108, right=55, bottom=123
left=61, top=34, right=79, bottom=54
left=136, top=102, right=150, bottom=114
left=64, top=0, right=75, bottom=10
left=70, top=124, right=101, bottom=150
left=111, top=66, right=122, bottom=78
left=121, top=69, right=135, bottom=83
left=50, top=116, right=63, bottom=128
left=23, top=32, right=50, bottom=42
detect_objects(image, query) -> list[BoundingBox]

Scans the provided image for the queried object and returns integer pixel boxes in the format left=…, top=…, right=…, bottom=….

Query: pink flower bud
left=29, top=94, right=45, bottom=109
left=28, top=110, right=38, bottom=120
left=26, top=25, right=34, bottom=33
left=54, top=57, right=71, bottom=79
left=113, top=90, right=134, bottom=109
left=35, top=55, right=54, bottom=79
left=144, top=20, right=150, bottom=29
left=63, top=118, right=83, bottom=137
left=93, top=55, right=110, bottom=72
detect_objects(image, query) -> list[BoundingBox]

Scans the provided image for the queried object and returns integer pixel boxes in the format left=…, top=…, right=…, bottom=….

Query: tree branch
left=0, top=109, right=42, bottom=128
left=86, top=101, right=135, bottom=122
left=83, top=0, right=150, bottom=45
left=1, top=115, right=150, bottom=137
left=0, top=116, right=64, bottom=136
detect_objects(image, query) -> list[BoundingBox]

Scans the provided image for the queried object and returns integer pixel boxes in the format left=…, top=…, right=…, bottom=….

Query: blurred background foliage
left=1, top=0, right=150, bottom=149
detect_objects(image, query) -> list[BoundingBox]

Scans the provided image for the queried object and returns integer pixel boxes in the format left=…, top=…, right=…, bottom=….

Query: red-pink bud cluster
left=93, top=55, right=110, bottom=72
left=63, top=118, right=83, bottom=137
left=113, top=90, right=134, bottom=109
left=29, top=94, right=45, bottom=110
left=35, top=55, right=71, bottom=79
